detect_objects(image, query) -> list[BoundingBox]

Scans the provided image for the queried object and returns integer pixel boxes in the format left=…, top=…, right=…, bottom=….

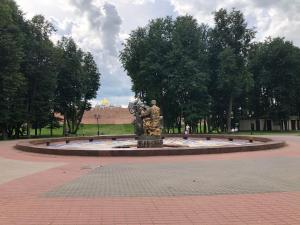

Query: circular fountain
left=15, top=134, right=285, bottom=156
left=15, top=100, right=285, bottom=156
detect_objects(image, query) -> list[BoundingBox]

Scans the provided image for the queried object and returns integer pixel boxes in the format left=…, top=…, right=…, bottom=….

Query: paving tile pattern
left=0, top=157, right=63, bottom=185
left=0, top=136, right=300, bottom=224
left=45, top=156, right=300, bottom=197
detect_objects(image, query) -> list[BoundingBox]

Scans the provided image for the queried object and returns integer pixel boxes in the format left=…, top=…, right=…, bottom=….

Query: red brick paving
left=0, top=136, right=300, bottom=224
left=1, top=193, right=300, bottom=224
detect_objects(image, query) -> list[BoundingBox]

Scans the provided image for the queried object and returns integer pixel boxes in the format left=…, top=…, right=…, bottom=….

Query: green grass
left=30, top=124, right=134, bottom=137
left=3, top=124, right=300, bottom=140
left=234, top=131, right=300, bottom=136
left=78, top=124, right=134, bottom=136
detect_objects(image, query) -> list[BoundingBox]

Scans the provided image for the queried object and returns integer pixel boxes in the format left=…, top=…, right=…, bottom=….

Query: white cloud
left=169, top=0, right=300, bottom=46
left=69, top=0, right=122, bottom=56
left=15, top=0, right=300, bottom=107
left=16, top=0, right=134, bottom=106
left=101, top=3, right=122, bottom=56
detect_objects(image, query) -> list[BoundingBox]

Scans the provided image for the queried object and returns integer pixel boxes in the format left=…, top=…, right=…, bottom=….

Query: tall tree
left=0, top=0, right=26, bottom=139
left=0, top=0, right=101, bottom=139
left=56, top=37, right=100, bottom=134
left=120, top=17, right=174, bottom=126
left=248, top=37, right=300, bottom=130
left=21, top=15, right=58, bottom=136
left=168, top=16, right=210, bottom=132
left=209, top=8, right=255, bottom=132
left=120, top=16, right=210, bottom=132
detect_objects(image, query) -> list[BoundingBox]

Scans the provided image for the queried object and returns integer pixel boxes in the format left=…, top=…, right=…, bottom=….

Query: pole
left=97, top=117, right=100, bottom=136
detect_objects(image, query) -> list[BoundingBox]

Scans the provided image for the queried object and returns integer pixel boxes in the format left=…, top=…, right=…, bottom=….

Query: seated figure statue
left=128, top=99, right=163, bottom=148
left=141, top=100, right=161, bottom=136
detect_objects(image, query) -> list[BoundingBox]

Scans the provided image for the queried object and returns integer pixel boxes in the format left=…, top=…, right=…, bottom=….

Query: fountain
left=128, top=99, right=163, bottom=148
left=15, top=99, right=285, bottom=156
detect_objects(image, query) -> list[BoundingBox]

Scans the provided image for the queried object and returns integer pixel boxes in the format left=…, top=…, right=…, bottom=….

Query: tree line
left=0, top=0, right=101, bottom=139
left=120, top=9, right=300, bottom=133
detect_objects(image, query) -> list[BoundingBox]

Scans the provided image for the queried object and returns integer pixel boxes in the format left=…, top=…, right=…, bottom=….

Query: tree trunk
left=35, top=121, right=38, bottom=136
left=63, top=113, right=67, bottom=136
left=7, top=127, right=13, bottom=138
left=67, top=118, right=71, bottom=134
left=177, top=116, right=182, bottom=133
left=74, top=103, right=86, bottom=134
left=199, top=120, right=202, bottom=133
left=227, top=95, right=233, bottom=133
left=177, top=123, right=181, bottom=133
left=2, top=128, right=8, bottom=140
left=27, top=122, right=31, bottom=138
left=15, top=125, right=21, bottom=138
left=207, top=117, right=211, bottom=133
left=50, top=120, right=53, bottom=137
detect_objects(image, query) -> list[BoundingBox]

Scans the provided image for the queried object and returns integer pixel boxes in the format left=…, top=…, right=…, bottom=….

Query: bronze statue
left=141, top=100, right=161, bottom=136
left=128, top=99, right=162, bottom=139
left=128, top=99, right=145, bottom=136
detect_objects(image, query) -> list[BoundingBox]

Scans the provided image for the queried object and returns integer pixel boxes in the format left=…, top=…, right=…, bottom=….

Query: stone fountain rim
left=14, top=134, right=286, bottom=157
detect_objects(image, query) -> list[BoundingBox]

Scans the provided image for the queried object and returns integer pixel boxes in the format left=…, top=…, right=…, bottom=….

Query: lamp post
left=50, top=109, right=54, bottom=137
left=94, top=105, right=101, bottom=136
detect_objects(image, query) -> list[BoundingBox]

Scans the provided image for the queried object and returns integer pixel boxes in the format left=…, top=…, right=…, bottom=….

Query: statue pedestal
left=137, top=136, right=163, bottom=148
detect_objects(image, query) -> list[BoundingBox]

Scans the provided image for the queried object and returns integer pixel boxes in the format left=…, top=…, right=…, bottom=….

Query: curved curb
left=15, top=134, right=286, bottom=157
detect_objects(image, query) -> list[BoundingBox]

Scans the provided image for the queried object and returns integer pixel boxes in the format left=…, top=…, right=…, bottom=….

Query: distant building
left=81, top=106, right=133, bottom=125
left=239, top=116, right=300, bottom=131
left=99, top=98, right=110, bottom=107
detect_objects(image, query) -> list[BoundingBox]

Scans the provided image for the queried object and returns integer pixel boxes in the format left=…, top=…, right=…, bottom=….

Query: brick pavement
left=45, top=157, right=300, bottom=197
left=0, top=135, right=299, bottom=224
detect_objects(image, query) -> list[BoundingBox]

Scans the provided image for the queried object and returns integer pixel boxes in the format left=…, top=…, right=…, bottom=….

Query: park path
left=0, top=136, right=299, bottom=225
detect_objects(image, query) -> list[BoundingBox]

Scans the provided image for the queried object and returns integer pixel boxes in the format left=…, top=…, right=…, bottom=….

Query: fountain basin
left=15, top=134, right=285, bottom=157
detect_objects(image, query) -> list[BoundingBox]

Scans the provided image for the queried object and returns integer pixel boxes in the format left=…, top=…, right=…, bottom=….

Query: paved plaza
left=0, top=135, right=300, bottom=224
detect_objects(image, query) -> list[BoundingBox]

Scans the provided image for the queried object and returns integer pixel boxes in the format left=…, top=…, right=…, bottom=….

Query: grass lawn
left=30, top=124, right=134, bottom=137
left=33, top=126, right=300, bottom=137
left=235, top=131, right=300, bottom=136
left=3, top=124, right=299, bottom=140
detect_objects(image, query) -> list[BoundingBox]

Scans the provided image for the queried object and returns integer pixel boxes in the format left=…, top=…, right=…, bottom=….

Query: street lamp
left=50, top=108, right=54, bottom=137
left=94, top=105, right=101, bottom=136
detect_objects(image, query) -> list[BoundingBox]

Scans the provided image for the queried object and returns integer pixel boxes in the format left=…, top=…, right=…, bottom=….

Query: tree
left=0, top=0, right=26, bottom=139
left=121, top=17, right=175, bottom=127
left=56, top=37, right=100, bottom=134
left=120, top=16, right=210, bottom=133
left=21, top=15, right=58, bottom=137
left=209, top=8, right=255, bottom=132
left=248, top=38, right=300, bottom=130
left=0, top=0, right=101, bottom=139
left=168, top=16, right=210, bottom=132
left=120, top=27, right=148, bottom=97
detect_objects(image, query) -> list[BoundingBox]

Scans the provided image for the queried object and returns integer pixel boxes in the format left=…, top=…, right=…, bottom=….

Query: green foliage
left=120, top=16, right=210, bottom=132
left=248, top=38, right=300, bottom=126
left=169, top=16, right=210, bottom=131
left=121, top=10, right=256, bottom=133
left=56, top=37, right=101, bottom=134
left=0, top=0, right=26, bottom=138
left=209, top=8, right=255, bottom=132
left=22, top=15, right=59, bottom=136
left=121, top=8, right=300, bottom=134
left=2, top=1, right=300, bottom=138
left=0, top=0, right=101, bottom=139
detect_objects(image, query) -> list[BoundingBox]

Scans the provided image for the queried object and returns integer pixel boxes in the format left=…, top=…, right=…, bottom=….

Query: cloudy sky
left=16, top=0, right=300, bottom=107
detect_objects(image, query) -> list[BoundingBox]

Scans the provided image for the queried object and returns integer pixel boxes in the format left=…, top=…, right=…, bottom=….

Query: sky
left=16, top=0, right=300, bottom=107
